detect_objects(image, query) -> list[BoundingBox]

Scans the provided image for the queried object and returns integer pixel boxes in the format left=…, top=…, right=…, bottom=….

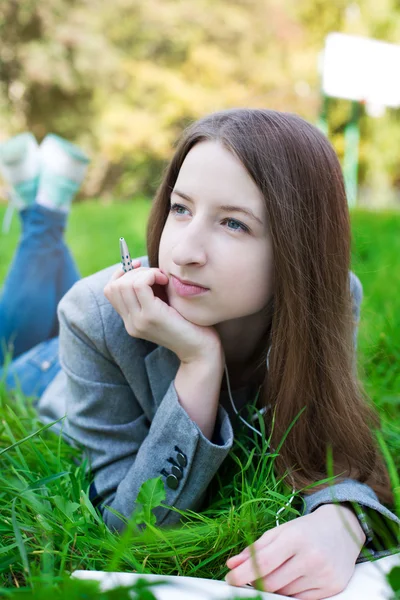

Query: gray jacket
left=38, top=256, right=400, bottom=563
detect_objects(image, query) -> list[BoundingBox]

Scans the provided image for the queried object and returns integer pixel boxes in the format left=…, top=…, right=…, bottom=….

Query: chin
left=170, top=300, right=214, bottom=326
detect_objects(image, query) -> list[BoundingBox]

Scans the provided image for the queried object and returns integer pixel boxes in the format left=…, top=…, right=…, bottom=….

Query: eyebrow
left=171, top=189, right=264, bottom=226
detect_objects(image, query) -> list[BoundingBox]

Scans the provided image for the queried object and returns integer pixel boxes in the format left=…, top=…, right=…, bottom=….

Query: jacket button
left=166, top=474, right=179, bottom=490
left=176, top=452, right=187, bottom=467
left=171, top=465, right=183, bottom=479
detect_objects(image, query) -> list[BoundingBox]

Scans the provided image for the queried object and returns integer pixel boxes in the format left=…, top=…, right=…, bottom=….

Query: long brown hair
left=146, top=108, right=393, bottom=505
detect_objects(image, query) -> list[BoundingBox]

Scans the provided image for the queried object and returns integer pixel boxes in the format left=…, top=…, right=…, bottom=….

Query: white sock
left=0, top=133, right=40, bottom=209
left=36, top=134, right=90, bottom=212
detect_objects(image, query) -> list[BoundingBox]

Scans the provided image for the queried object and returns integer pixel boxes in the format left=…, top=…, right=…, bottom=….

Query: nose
left=171, top=223, right=207, bottom=267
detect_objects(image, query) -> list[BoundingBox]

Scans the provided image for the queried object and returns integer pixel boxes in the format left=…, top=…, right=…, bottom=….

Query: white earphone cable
left=223, top=345, right=295, bottom=526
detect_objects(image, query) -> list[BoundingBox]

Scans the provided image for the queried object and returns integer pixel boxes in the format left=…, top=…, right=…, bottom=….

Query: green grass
left=0, top=381, right=304, bottom=597
left=0, top=198, right=151, bottom=283
left=0, top=201, right=399, bottom=598
left=350, top=210, right=400, bottom=472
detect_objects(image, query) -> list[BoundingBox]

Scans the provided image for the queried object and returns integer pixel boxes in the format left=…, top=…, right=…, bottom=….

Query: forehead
left=175, top=140, right=265, bottom=208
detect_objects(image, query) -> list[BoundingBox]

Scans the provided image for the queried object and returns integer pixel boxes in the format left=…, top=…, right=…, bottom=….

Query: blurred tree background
left=1, top=0, right=400, bottom=205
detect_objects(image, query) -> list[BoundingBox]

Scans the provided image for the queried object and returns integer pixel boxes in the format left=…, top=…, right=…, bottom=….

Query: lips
left=171, top=276, right=210, bottom=297
left=172, top=275, right=209, bottom=290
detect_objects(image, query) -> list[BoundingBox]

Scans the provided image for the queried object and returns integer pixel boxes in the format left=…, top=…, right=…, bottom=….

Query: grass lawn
left=0, top=201, right=399, bottom=598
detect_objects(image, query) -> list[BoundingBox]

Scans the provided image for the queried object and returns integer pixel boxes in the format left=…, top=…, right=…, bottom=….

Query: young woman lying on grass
left=0, top=110, right=399, bottom=599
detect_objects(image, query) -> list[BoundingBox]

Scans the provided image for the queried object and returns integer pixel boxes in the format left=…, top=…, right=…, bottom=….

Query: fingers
left=226, top=555, right=244, bottom=569
left=258, top=557, right=304, bottom=595
left=110, top=268, right=124, bottom=282
left=279, top=585, right=321, bottom=600
left=110, top=258, right=142, bottom=282
left=226, top=527, right=280, bottom=569
left=104, top=261, right=143, bottom=314
left=117, top=268, right=167, bottom=311
left=116, top=275, right=140, bottom=316
left=226, top=534, right=294, bottom=588
left=122, top=269, right=154, bottom=312
left=104, top=266, right=169, bottom=337
left=130, top=258, right=142, bottom=269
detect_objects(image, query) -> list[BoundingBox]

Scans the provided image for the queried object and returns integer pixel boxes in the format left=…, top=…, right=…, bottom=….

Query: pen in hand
left=118, top=236, right=169, bottom=304
left=119, top=237, right=135, bottom=272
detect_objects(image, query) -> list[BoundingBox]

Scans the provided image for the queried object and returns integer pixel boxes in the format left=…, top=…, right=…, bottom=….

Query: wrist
left=339, top=504, right=367, bottom=545
left=175, top=355, right=224, bottom=440
left=316, top=503, right=367, bottom=546
left=181, top=345, right=224, bottom=370
left=179, top=356, right=224, bottom=386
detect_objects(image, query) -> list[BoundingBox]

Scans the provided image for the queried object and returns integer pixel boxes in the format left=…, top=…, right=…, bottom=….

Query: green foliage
left=1, top=0, right=400, bottom=201
left=0, top=373, right=306, bottom=594
left=134, top=478, right=166, bottom=527
left=350, top=210, right=400, bottom=473
left=388, top=566, right=400, bottom=594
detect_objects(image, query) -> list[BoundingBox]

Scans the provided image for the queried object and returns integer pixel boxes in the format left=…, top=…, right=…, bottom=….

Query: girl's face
left=158, top=140, right=274, bottom=329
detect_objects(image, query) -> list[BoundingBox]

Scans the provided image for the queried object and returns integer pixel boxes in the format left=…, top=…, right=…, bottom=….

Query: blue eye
left=169, top=203, right=249, bottom=234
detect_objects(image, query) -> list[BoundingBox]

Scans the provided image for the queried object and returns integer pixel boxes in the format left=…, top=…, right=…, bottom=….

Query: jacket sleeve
left=301, top=272, right=400, bottom=563
left=56, top=278, right=234, bottom=532
left=302, top=479, right=400, bottom=563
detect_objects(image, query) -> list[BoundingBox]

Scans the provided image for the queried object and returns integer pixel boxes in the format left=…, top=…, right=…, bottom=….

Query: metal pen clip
left=119, top=237, right=134, bottom=272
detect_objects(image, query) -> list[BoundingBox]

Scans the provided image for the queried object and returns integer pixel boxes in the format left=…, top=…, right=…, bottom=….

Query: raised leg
left=0, top=204, right=81, bottom=365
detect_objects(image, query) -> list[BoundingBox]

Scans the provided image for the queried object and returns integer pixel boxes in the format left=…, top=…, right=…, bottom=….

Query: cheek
left=230, top=261, right=273, bottom=308
left=157, top=230, right=170, bottom=266
left=216, top=273, right=267, bottom=315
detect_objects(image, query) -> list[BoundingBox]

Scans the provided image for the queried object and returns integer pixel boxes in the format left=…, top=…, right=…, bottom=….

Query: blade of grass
left=0, top=418, right=65, bottom=457
left=11, top=498, right=31, bottom=584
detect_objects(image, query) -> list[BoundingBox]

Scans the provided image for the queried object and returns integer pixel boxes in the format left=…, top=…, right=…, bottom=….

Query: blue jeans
left=0, top=204, right=81, bottom=400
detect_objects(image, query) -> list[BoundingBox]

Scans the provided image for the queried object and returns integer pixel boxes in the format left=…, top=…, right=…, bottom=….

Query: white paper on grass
left=72, top=552, right=400, bottom=600
left=71, top=571, right=286, bottom=599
